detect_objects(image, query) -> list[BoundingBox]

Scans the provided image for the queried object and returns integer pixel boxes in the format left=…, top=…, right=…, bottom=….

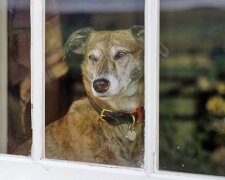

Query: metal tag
left=126, top=129, right=137, bottom=141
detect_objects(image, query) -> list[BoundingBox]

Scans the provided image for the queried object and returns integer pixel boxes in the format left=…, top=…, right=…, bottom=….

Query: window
left=44, top=0, right=145, bottom=166
left=160, top=0, right=225, bottom=176
left=6, top=0, right=32, bottom=156
left=0, top=0, right=225, bottom=179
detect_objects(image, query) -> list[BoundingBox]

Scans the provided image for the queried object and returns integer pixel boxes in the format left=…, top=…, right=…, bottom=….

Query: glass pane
left=160, top=0, right=225, bottom=176
left=45, top=0, right=144, bottom=167
left=6, top=0, right=31, bottom=155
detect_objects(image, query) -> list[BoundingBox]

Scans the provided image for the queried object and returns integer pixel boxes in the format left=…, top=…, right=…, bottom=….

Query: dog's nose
left=93, top=78, right=110, bottom=93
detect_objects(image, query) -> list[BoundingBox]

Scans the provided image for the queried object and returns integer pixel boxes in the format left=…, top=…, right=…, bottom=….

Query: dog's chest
left=97, top=123, right=142, bottom=159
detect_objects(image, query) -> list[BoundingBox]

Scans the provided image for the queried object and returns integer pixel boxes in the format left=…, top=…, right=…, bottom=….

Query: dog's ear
left=131, top=25, right=144, bottom=41
left=64, top=27, right=94, bottom=57
left=131, top=26, right=169, bottom=58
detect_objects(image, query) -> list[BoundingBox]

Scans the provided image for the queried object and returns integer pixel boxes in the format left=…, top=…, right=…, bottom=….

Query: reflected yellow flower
left=197, top=76, right=211, bottom=91
left=206, top=96, right=225, bottom=116
left=216, top=82, right=225, bottom=94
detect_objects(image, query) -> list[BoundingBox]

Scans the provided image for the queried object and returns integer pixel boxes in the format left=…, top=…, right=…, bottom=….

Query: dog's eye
left=116, top=51, right=127, bottom=59
left=88, top=54, right=97, bottom=61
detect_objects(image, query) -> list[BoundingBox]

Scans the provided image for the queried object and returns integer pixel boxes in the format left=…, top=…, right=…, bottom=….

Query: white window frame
left=0, top=0, right=225, bottom=179
left=0, top=0, right=7, bottom=154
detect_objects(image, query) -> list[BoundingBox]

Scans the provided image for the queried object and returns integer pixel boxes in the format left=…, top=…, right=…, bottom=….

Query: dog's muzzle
left=93, top=78, right=110, bottom=93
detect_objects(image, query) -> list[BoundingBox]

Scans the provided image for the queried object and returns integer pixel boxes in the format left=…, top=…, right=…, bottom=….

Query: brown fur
left=15, top=27, right=144, bottom=167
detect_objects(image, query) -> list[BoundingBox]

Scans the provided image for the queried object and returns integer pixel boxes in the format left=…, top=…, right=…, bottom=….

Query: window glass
left=160, top=0, right=225, bottom=176
left=7, top=0, right=32, bottom=155
left=45, top=0, right=145, bottom=167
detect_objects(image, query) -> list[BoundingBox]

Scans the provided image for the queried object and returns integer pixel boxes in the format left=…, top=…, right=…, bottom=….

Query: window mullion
left=144, top=0, right=160, bottom=175
left=0, top=0, right=8, bottom=154
left=30, top=0, right=45, bottom=162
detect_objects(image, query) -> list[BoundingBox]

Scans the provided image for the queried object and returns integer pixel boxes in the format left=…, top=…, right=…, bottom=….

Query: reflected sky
left=9, top=0, right=144, bottom=13
left=48, top=0, right=144, bottom=13
left=161, top=0, right=225, bottom=11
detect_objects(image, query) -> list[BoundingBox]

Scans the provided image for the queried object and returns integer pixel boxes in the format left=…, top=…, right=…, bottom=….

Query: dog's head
left=65, top=26, right=144, bottom=101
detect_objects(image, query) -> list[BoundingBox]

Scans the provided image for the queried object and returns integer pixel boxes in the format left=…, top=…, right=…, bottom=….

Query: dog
left=15, top=26, right=145, bottom=167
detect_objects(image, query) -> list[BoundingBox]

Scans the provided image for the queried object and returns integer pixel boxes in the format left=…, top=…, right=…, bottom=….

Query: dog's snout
left=93, top=78, right=110, bottom=93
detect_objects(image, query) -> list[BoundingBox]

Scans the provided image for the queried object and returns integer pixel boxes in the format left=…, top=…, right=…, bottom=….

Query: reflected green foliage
left=160, top=120, right=225, bottom=175
left=160, top=98, right=196, bottom=117
left=160, top=7, right=225, bottom=176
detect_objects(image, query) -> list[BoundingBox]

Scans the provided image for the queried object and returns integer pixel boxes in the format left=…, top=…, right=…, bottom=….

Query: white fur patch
left=92, top=74, right=119, bottom=97
left=111, top=46, right=129, bottom=56
left=88, top=49, right=102, bottom=59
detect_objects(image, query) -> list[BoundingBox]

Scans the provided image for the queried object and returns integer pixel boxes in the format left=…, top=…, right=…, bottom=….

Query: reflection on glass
left=45, top=0, right=145, bottom=167
left=160, top=0, right=225, bottom=176
left=7, top=0, right=31, bottom=155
